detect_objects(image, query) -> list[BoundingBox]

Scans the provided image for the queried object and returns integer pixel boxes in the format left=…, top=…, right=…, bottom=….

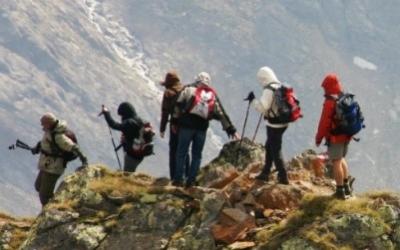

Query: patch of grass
left=88, top=173, right=149, bottom=198
left=8, top=228, right=30, bottom=250
left=257, top=194, right=394, bottom=249
left=47, top=199, right=79, bottom=211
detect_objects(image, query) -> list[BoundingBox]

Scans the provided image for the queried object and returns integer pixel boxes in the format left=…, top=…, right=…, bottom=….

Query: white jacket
left=252, top=67, right=288, bottom=128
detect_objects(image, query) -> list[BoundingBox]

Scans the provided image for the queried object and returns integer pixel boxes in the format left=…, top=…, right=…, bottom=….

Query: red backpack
left=265, top=84, right=302, bottom=124
left=188, top=85, right=216, bottom=120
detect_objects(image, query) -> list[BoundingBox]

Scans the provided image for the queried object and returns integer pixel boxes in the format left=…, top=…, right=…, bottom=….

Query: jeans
left=169, top=127, right=190, bottom=180
left=175, top=128, right=207, bottom=185
left=260, top=126, right=288, bottom=180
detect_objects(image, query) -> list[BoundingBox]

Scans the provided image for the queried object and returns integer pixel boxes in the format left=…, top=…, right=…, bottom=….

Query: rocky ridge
left=2, top=139, right=400, bottom=249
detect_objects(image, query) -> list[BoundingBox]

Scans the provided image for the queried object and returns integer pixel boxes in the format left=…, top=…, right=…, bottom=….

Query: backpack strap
left=263, top=82, right=280, bottom=118
left=50, top=131, right=66, bottom=156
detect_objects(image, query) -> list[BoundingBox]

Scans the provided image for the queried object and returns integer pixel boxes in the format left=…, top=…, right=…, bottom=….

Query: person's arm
left=103, top=111, right=125, bottom=131
left=55, top=134, right=88, bottom=166
left=252, top=88, right=273, bottom=114
left=160, top=90, right=176, bottom=135
left=213, top=97, right=238, bottom=138
left=316, top=100, right=335, bottom=146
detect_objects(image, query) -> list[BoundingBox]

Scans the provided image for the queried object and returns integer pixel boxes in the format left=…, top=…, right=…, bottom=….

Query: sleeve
left=160, top=93, right=170, bottom=133
left=316, top=100, right=335, bottom=144
left=104, top=111, right=125, bottom=131
left=252, top=88, right=273, bottom=115
left=54, top=134, right=75, bottom=152
left=213, top=96, right=237, bottom=136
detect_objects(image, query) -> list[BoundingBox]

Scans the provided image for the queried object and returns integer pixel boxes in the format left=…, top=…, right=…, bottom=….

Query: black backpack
left=264, top=83, right=302, bottom=124
left=331, top=93, right=365, bottom=136
left=51, top=129, right=78, bottom=162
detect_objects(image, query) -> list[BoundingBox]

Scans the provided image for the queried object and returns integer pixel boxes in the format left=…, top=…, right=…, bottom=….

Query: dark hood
left=117, top=102, right=137, bottom=120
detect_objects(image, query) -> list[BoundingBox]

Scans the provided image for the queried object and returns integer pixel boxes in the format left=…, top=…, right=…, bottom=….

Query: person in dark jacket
left=160, top=71, right=190, bottom=181
left=172, top=72, right=240, bottom=187
left=101, top=102, right=144, bottom=172
left=316, top=74, right=353, bottom=199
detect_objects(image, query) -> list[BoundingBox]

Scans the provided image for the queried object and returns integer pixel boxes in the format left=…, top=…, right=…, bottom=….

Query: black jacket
left=104, top=102, right=143, bottom=155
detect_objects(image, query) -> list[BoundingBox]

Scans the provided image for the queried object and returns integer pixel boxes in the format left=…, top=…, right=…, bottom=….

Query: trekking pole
left=99, top=105, right=122, bottom=170
left=235, top=98, right=252, bottom=165
left=107, top=125, right=122, bottom=170
left=252, top=113, right=263, bottom=143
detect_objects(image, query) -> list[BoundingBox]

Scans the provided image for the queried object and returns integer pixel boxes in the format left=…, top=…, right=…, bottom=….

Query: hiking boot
left=278, top=177, right=290, bottom=185
left=333, top=186, right=346, bottom=200
left=255, top=172, right=269, bottom=182
left=172, top=180, right=184, bottom=187
left=344, top=176, right=355, bottom=196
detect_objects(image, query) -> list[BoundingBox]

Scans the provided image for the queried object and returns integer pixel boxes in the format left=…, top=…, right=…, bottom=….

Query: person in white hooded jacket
left=247, top=66, right=289, bottom=184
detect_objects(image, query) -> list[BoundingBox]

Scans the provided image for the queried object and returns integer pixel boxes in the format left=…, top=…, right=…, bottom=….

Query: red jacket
left=315, top=74, right=352, bottom=145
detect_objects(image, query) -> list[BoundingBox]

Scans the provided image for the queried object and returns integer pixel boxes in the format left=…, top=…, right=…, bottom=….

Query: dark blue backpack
left=332, top=93, right=365, bottom=136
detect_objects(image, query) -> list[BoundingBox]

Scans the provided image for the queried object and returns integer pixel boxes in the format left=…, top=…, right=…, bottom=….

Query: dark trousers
left=260, top=126, right=288, bottom=180
left=34, top=170, right=61, bottom=206
left=169, top=128, right=190, bottom=180
left=124, top=154, right=143, bottom=172
left=175, top=128, right=207, bottom=185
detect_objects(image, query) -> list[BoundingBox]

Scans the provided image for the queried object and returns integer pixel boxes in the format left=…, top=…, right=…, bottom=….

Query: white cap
left=195, top=72, right=211, bottom=85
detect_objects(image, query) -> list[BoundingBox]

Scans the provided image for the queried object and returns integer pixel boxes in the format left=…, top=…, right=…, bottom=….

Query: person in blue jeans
left=173, top=72, right=240, bottom=187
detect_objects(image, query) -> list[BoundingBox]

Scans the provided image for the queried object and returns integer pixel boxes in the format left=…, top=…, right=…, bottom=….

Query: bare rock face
left=5, top=139, right=400, bottom=249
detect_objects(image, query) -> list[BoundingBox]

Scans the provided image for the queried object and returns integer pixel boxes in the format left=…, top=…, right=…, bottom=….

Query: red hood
left=321, top=74, right=342, bottom=95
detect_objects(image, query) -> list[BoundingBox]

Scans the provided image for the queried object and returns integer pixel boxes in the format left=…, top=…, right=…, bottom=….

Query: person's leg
left=270, top=127, right=288, bottom=184
left=332, top=158, right=344, bottom=186
left=256, top=127, right=273, bottom=181
left=175, top=128, right=193, bottom=185
left=169, top=128, right=179, bottom=180
left=39, top=171, right=60, bottom=206
left=186, top=130, right=207, bottom=187
left=124, top=154, right=143, bottom=172
left=34, top=171, right=43, bottom=192
left=328, top=143, right=346, bottom=199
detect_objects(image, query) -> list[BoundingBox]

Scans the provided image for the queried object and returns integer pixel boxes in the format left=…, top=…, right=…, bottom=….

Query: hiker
left=159, top=71, right=190, bottom=180
left=101, top=102, right=148, bottom=172
left=172, top=72, right=240, bottom=187
left=31, top=113, right=88, bottom=206
left=315, top=74, right=354, bottom=199
left=247, top=66, right=290, bottom=184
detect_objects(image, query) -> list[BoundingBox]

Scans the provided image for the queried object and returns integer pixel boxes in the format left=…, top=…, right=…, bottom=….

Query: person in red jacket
left=315, top=74, right=353, bottom=199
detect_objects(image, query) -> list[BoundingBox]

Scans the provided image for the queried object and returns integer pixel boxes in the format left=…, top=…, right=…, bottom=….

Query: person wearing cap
left=30, top=113, right=88, bottom=206
left=159, top=70, right=190, bottom=181
left=172, top=72, right=240, bottom=187
left=101, top=102, right=145, bottom=172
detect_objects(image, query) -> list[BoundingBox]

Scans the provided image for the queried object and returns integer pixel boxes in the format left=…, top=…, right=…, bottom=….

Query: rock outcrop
left=2, top=139, right=400, bottom=250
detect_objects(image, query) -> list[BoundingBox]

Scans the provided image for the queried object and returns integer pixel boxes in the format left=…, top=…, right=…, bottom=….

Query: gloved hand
left=244, top=91, right=255, bottom=102
left=31, top=142, right=41, bottom=155
left=80, top=155, right=88, bottom=168
left=72, top=145, right=88, bottom=168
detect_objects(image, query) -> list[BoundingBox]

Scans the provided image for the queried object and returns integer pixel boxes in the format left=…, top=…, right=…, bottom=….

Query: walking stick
left=107, top=125, right=122, bottom=170
left=99, top=105, right=122, bottom=170
left=252, top=113, right=263, bottom=142
left=236, top=99, right=251, bottom=165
